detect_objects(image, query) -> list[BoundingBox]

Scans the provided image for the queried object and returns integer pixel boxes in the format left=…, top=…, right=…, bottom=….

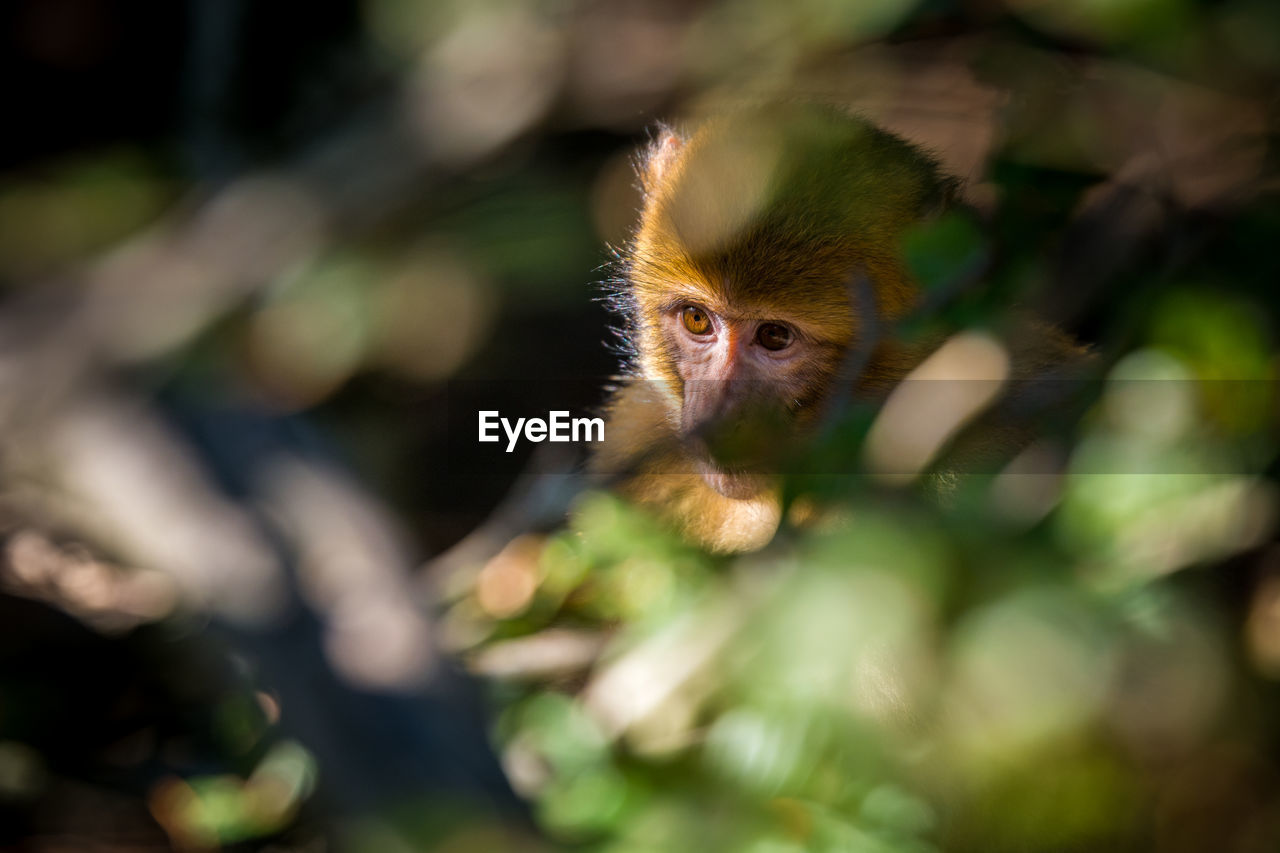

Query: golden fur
left=594, top=103, right=1085, bottom=552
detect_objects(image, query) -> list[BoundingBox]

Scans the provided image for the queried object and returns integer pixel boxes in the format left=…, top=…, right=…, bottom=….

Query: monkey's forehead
left=632, top=220, right=878, bottom=295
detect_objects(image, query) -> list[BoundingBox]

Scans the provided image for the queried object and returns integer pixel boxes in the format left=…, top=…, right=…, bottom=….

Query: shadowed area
left=0, top=0, right=1277, bottom=851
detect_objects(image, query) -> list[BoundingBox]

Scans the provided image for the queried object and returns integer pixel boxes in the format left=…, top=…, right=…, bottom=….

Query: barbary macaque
left=592, top=102, right=1086, bottom=552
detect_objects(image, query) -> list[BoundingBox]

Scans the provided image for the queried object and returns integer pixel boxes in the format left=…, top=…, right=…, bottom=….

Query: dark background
left=0, top=0, right=1278, bottom=850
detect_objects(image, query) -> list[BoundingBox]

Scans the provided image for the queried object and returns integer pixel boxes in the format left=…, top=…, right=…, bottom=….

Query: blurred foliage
left=0, top=0, right=1279, bottom=850
left=0, top=151, right=175, bottom=278
left=454, top=319, right=1280, bottom=850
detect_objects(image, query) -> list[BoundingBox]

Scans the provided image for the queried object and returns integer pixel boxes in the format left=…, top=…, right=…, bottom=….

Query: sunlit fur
left=593, top=102, right=1071, bottom=552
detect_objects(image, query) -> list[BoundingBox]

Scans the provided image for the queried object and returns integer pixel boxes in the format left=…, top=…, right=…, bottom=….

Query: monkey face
left=656, top=295, right=837, bottom=498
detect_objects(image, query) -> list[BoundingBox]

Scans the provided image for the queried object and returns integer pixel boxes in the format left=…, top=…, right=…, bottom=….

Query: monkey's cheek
left=695, top=457, right=772, bottom=500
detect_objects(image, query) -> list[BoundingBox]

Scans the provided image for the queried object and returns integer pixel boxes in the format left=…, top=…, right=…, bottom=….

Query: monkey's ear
left=638, top=127, right=686, bottom=197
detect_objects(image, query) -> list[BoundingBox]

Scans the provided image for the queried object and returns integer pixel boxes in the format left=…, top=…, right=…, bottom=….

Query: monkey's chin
left=696, top=458, right=772, bottom=500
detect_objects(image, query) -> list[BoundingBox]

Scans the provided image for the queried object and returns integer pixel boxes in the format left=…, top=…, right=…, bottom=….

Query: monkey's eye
left=756, top=323, right=793, bottom=351
left=681, top=306, right=712, bottom=336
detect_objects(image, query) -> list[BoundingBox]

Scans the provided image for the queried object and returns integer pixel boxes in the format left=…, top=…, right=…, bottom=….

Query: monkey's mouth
left=693, top=454, right=772, bottom=500
left=683, top=415, right=789, bottom=500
